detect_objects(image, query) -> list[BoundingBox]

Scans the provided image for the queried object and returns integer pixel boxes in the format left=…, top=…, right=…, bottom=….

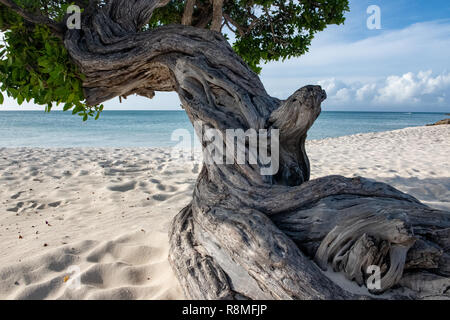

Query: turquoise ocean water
left=0, top=111, right=447, bottom=147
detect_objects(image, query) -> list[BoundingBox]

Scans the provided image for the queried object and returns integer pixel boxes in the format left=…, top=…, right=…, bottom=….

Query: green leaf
left=63, top=103, right=72, bottom=111
left=17, top=94, right=24, bottom=105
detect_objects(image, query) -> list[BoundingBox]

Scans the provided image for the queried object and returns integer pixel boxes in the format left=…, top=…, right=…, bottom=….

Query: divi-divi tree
left=1, top=0, right=449, bottom=299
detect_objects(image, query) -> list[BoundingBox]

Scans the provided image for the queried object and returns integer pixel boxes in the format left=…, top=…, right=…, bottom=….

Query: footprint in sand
left=7, top=201, right=24, bottom=213
left=48, top=201, right=62, bottom=208
left=107, top=181, right=137, bottom=192
left=77, top=170, right=89, bottom=176
left=156, top=184, right=166, bottom=191
left=8, top=200, right=47, bottom=212
left=138, top=182, right=147, bottom=188
left=152, top=194, right=170, bottom=201
left=11, top=191, right=24, bottom=199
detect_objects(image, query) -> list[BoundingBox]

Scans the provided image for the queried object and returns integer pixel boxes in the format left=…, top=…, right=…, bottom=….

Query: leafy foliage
left=0, top=0, right=348, bottom=118
left=226, top=0, right=349, bottom=73
left=151, top=0, right=349, bottom=73
left=149, top=0, right=186, bottom=28
left=0, top=1, right=103, bottom=120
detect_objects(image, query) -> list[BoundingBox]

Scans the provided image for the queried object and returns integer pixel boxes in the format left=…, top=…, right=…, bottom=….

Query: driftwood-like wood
left=57, top=0, right=450, bottom=300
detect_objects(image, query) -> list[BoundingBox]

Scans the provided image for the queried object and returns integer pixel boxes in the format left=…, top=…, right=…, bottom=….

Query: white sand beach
left=0, top=125, right=449, bottom=300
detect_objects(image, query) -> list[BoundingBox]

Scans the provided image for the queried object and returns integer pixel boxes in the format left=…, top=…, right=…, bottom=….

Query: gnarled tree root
left=169, top=175, right=450, bottom=300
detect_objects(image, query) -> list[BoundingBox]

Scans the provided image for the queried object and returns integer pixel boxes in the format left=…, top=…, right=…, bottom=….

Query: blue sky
left=3, top=0, right=450, bottom=112
left=261, top=0, right=450, bottom=112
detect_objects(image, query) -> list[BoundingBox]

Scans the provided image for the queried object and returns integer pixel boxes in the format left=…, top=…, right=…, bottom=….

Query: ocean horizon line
left=0, top=109, right=448, bottom=114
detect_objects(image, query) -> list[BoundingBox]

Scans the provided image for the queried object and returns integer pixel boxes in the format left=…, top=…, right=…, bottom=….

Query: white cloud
left=356, top=83, right=377, bottom=101
left=317, top=70, right=450, bottom=109
left=376, top=72, right=423, bottom=104
left=261, top=20, right=450, bottom=111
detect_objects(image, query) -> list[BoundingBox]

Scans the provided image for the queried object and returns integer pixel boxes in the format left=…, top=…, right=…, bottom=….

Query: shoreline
left=0, top=124, right=446, bottom=149
left=0, top=125, right=449, bottom=299
left=1, top=112, right=447, bottom=148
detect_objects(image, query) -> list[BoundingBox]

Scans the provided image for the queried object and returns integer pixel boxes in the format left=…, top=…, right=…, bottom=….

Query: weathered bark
left=62, top=0, right=450, bottom=300
left=211, top=0, right=224, bottom=32
left=182, top=0, right=196, bottom=26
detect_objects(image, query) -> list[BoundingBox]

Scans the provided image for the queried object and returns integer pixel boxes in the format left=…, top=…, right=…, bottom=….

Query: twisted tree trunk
left=64, top=0, right=450, bottom=300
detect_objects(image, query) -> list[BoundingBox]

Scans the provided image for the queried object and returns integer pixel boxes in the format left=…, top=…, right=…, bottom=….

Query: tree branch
left=105, top=0, right=171, bottom=32
left=223, top=10, right=262, bottom=37
left=193, top=1, right=213, bottom=28
left=210, top=0, right=223, bottom=32
left=182, top=0, right=196, bottom=26
left=0, top=0, right=65, bottom=38
left=223, top=13, right=244, bottom=36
